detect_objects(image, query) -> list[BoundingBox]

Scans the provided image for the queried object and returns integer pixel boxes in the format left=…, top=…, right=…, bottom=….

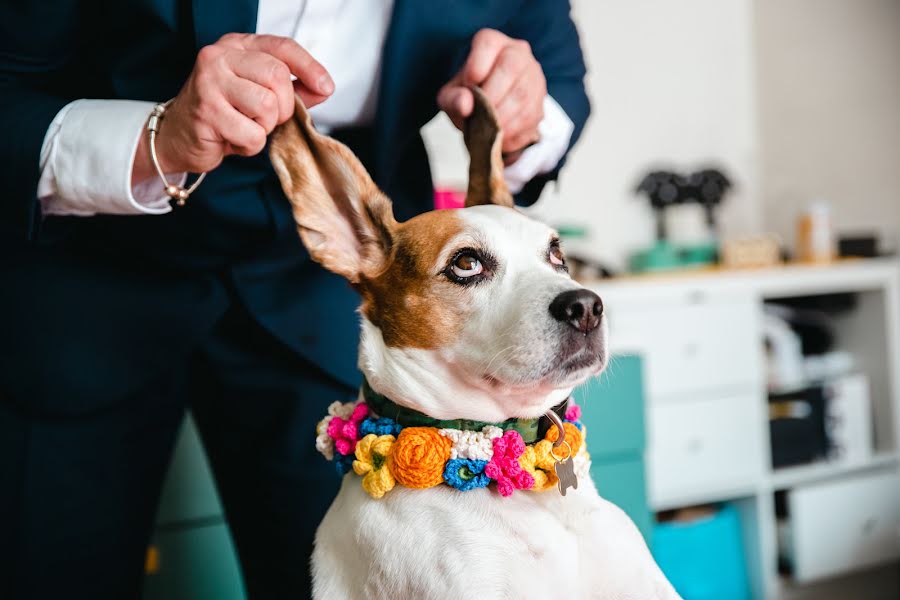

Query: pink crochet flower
left=327, top=403, right=369, bottom=456
left=565, top=403, right=582, bottom=422
left=485, top=431, right=534, bottom=497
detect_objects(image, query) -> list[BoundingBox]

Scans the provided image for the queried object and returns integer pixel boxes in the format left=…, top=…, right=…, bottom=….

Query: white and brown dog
left=270, top=90, right=680, bottom=599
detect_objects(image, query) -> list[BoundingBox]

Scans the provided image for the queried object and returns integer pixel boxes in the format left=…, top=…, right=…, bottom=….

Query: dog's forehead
left=457, top=205, right=556, bottom=252
left=397, top=205, right=552, bottom=263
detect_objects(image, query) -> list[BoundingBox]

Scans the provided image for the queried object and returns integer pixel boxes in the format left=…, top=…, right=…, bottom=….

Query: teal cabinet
left=592, top=454, right=653, bottom=539
left=575, top=355, right=652, bottom=540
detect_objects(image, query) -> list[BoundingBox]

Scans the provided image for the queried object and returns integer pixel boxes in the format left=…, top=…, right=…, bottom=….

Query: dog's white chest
left=311, top=476, right=681, bottom=600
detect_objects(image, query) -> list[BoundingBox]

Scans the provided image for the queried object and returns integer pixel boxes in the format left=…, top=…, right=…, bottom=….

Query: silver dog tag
left=554, top=457, right=578, bottom=496
left=545, top=407, right=578, bottom=496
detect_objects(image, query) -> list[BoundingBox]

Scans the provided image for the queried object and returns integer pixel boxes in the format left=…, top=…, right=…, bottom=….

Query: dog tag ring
left=545, top=408, right=578, bottom=496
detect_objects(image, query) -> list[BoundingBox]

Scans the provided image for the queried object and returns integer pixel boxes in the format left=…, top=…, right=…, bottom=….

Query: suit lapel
left=372, top=0, right=414, bottom=183
left=192, top=0, right=259, bottom=48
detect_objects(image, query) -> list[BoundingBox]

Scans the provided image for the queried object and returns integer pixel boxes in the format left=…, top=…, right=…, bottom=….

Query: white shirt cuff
left=38, top=99, right=186, bottom=217
left=503, top=95, right=575, bottom=195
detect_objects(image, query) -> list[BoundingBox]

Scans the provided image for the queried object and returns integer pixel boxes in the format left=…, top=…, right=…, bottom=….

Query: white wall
left=424, top=0, right=761, bottom=271
left=542, top=0, right=760, bottom=270
left=754, top=0, right=900, bottom=252
left=423, top=0, right=900, bottom=269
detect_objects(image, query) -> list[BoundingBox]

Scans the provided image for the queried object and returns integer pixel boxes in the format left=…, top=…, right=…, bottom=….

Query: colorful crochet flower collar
left=315, top=380, right=590, bottom=499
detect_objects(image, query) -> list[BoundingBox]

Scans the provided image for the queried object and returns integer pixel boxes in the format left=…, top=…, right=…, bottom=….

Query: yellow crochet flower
left=353, top=434, right=396, bottom=499
left=521, top=421, right=585, bottom=492
left=519, top=441, right=558, bottom=492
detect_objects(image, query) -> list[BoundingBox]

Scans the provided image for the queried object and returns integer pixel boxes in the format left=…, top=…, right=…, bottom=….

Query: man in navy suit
left=0, top=1, right=589, bottom=598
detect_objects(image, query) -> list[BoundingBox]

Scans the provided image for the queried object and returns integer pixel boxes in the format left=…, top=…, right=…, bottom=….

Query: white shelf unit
left=586, top=259, right=900, bottom=600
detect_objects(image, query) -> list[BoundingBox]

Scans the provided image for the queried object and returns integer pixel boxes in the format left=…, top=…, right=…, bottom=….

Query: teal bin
left=576, top=355, right=653, bottom=540
left=653, top=504, right=751, bottom=600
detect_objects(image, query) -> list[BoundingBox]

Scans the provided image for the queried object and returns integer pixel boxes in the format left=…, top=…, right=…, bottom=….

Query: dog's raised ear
left=463, top=87, right=514, bottom=208
left=270, top=96, right=397, bottom=283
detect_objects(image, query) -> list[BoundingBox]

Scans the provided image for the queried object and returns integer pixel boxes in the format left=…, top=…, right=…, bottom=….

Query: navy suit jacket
left=0, top=0, right=589, bottom=414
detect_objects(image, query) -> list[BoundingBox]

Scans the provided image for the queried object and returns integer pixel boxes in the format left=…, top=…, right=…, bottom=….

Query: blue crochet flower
left=359, top=416, right=402, bottom=437
left=443, top=458, right=490, bottom=492
left=566, top=421, right=584, bottom=431
left=335, top=454, right=355, bottom=476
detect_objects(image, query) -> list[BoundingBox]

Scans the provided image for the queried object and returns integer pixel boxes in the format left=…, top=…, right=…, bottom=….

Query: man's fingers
left=495, top=77, right=542, bottom=129
left=227, top=51, right=294, bottom=123
left=244, top=35, right=334, bottom=97
left=222, top=76, right=279, bottom=132
left=480, top=45, right=529, bottom=106
left=437, top=85, right=473, bottom=129
left=462, top=29, right=511, bottom=85
left=294, top=82, right=330, bottom=109
left=217, top=104, right=269, bottom=156
left=501, top=113, right=540, bottom=154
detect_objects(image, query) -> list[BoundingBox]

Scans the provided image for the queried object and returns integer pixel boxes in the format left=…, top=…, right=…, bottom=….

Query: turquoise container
left=653, top=504, right=751, bottom=600
left=576, top=355, right=653, bottom=540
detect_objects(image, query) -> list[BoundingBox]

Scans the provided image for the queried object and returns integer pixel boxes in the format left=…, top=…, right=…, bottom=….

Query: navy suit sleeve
left=0, top=1, right=87, bottom=242
left=501, top=0, right=590, bottom=206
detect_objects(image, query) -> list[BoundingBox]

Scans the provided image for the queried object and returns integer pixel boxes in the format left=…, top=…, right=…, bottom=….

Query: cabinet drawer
left=787, top=470, right=900, bottom=582
left=647, top=394, right=764, bottom=507
left=609, top=290, right=762, bottom=401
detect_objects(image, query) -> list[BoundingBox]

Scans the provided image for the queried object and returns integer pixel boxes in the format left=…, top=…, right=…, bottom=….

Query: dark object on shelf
left=838, top=235, right=878, bottom=258
left=774, top=491, right=792, bottom=575
left=766, top=293, right=864, bottom=355
left=635, top=167, right=732, bottom=241
left=631, top=167, right=731, bottom=272
left=773, top=292, right=858, bottom=315
left=635, top=171, right=682, bottom=240
left=688, top=169, right=732, bottom=230
left=769, top=386, right=831, bottom=468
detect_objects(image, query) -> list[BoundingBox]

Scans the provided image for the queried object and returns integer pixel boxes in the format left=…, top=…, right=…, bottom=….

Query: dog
left=270, top=89, right=680, bottom=599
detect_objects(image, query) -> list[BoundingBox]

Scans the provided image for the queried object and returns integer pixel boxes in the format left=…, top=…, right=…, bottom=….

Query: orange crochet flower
left=389, top=427, right=452, bottom=489
left=544, top=422, right=583, bottom=458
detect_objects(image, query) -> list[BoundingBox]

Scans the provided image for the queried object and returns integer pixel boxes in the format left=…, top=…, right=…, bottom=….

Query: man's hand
left=133, top=33, right=333, bottom=184
left=438, top=29, right=546, bottom=160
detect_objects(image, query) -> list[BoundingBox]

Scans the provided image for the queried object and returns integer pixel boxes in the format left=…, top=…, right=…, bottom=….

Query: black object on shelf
left=838, top=235, right=878, bottom=258
left=769, top=386, right=831, bottom=469
left=635, top=167, right=732, bottom=242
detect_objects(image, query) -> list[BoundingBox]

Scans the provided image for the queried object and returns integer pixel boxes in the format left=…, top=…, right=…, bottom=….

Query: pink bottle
left=433, top=187, right=466, bottom=210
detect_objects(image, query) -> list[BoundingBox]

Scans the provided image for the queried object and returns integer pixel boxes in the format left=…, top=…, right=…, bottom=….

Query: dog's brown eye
left=549, top=243, right=566, bottom=267
left=451, top=252, right=483, bottom=278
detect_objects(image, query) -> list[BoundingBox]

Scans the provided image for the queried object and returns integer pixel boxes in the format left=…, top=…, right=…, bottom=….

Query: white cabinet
left=608, top=289, right=762, bottom=401
left=785, top=470, right=900, bottom=583
left=588, top=259, right=900, bottom=599
left=648, top=393, right=765, bottom=507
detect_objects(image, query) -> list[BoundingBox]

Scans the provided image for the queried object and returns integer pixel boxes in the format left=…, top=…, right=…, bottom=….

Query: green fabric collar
left=361, top=378, right=541, bottom=444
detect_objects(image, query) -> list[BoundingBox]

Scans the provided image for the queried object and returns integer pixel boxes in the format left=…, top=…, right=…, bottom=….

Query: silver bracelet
left=147, top=100, right=207, bottom=206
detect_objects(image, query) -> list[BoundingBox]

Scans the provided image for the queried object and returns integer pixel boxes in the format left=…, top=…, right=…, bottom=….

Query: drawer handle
left=687, top=290, right=707, bottom=304
left=684, top=343, right=700, bottom=357
left=686, top=438, right=704, bottom=454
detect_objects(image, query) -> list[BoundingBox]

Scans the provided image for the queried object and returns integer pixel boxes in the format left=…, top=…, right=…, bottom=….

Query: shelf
left=651, top=483, right=761, bottom=512
left=769, top=453, right=899, bottom=490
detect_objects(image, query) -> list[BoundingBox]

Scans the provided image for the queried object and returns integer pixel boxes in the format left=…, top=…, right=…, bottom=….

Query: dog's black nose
left=549, top=289, right=603, bottom=334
